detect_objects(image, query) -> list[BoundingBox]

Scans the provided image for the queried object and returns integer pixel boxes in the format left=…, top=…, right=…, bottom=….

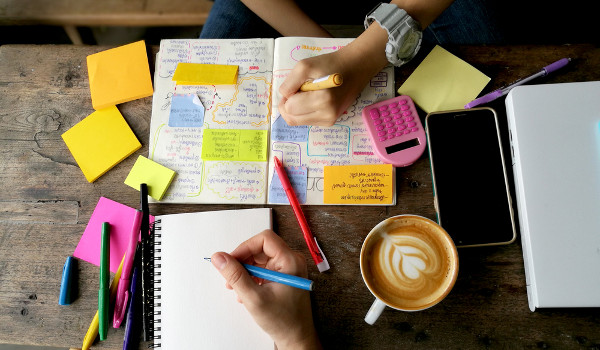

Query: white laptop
left=505, top=81, right=600, bottom=311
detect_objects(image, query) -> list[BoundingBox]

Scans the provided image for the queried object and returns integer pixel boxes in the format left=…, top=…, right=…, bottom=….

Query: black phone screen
left=426, top=108, right=515, bottom=246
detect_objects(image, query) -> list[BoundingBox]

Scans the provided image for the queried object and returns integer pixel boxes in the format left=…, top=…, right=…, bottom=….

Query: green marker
left=99, top=222, right=110, bottom=341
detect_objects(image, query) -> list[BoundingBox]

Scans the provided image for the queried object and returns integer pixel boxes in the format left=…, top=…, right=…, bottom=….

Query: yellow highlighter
left=82, top=254, right=125, bottom=350
left=299, top=73, right=343, bottom=91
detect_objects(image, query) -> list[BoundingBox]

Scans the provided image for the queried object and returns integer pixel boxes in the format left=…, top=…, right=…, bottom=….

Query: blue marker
left=205, top=258, right=313, bottom=291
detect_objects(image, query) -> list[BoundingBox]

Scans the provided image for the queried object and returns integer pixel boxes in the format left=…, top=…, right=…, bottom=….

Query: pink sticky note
left=74, top=197, right=154, bottom=272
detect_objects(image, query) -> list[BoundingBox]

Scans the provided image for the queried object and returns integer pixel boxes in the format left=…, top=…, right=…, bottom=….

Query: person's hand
left=278, top=28, right=389, bottom=127
left=211, top=230, right=321, bottom=350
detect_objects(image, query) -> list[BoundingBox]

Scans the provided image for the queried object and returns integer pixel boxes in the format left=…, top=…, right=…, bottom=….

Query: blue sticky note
left=271, top=114, right=309, bottom=142
left=168, top=93, right=205, bottom=127
left=268, top=165, right=308, bottom=204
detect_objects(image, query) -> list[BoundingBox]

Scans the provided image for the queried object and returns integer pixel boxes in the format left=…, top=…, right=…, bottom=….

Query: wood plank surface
left=0, top=0, right=213, bottom=26
left=0, top=43, right=599, bottom=349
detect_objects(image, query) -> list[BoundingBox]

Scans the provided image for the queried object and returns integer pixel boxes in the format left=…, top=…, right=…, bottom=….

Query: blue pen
left=205, top=258, right=313, bottom=291
left=123, top=245, right=141, bottom=350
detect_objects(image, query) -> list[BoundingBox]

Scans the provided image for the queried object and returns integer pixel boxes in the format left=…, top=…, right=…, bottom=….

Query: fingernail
left=211, top=253, right=227, bottom=270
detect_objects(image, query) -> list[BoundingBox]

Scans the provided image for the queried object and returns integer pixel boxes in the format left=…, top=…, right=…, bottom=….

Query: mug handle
left=364, top=298, right=386, bottom=325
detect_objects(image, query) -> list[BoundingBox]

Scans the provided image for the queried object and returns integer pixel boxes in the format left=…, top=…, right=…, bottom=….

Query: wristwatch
left=364, top=2, right=422, bottom=67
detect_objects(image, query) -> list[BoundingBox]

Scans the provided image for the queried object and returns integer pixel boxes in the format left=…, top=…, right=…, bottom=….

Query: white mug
left=360, top=215, right=459, bottom=325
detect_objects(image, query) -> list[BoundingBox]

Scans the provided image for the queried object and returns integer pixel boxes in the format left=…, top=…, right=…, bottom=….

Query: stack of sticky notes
left=86, top=40, right=154, bottom=110
left=124, top=155, right=176, bottom=201
left=62, top=106, right=141, bottom=182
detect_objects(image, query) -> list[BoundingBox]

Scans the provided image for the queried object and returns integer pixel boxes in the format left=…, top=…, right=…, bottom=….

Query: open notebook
left=150, top=208, right=273, bottom=348
left=149, top=37, right=395, bottom=205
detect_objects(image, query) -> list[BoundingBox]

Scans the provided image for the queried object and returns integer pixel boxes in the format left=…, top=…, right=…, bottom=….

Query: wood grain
left=0, top=44, right=599, bottom=349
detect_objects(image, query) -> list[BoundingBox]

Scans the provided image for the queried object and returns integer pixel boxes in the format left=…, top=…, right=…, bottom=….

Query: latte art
left=361, top=215, right=458, bottom=311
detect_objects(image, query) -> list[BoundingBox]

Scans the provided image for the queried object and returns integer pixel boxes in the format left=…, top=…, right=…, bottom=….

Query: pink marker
left=112, top=210, right=142, bottom=328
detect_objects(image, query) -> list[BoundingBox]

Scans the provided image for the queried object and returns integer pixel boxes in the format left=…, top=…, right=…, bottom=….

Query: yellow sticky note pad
left=172, top=63, right=238, bottom=85
left=62, top=106, right=141, bottom=182
left=87, top=40, right=154, bottom=110
left=398, top=45, right=490, bottom=113
left=124, top=155, right=176, bottom=201
left=201, top=129, right=268, bottom=161
left=324, top=164, right=395, bottom=205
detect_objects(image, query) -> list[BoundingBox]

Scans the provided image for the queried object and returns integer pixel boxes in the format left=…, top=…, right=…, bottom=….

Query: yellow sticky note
left=324, top=164, right=395, bottom=205
left=398, top=45, right=490, bottom=113
left=62, top=106, right=141, bottom=182
left=124, top=155, right=176, bottom=201
left=201, top=129, right=267, bottom=161
left=87, top=40, right=154, bottom=110
left=172, top=63, right=238, bottom=85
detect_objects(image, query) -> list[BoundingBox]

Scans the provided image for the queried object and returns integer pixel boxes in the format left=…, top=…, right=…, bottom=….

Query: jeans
left=199, top=0, right=505, bottom=45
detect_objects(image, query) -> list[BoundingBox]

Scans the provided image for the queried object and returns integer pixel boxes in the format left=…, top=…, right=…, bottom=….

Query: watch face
left=398, top=31, right=421, bottom=60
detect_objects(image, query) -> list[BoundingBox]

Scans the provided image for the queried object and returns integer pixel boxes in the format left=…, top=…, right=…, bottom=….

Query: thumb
left=211, top=252, right=260, bottom=301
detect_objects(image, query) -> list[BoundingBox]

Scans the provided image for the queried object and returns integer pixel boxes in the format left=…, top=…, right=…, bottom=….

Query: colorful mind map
left=148, top=38, right=394, bottom=205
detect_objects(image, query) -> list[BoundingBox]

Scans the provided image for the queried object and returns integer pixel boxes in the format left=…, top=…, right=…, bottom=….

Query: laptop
left=505, top=81, right=600, bottom=311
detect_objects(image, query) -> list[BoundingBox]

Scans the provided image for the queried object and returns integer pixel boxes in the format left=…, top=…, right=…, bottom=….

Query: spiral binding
left=145, top=219, right=162, bottom=348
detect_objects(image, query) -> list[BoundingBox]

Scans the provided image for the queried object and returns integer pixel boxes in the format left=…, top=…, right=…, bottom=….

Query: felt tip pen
left=299, top=73, right=343, bottom=92
left=123, top=246, right=141, bottom=350
left=273, top=156, right=330, bottom=272
left=465, top=58, right=571, bottom=108
left=99, top=222, right=110, bottom=341
left=82, top=254, right=125, bottom=350
left=205, top=258, right=313, bottom=291
left=139, top=183, right=152, bottom=341
left=113, top=210, right=142, bottom=328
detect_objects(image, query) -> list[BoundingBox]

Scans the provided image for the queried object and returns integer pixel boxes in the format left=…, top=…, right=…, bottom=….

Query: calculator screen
left=385, top=138, right=420, bottom=154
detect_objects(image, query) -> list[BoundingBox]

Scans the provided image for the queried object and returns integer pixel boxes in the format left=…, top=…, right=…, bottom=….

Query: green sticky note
left=124, top=155, right=176, bottom=200
left=201, top=129, right=268, bottom=162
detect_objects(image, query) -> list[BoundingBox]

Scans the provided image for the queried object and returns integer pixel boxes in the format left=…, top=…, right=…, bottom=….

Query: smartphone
left=425, top=107, right=516, bottom=247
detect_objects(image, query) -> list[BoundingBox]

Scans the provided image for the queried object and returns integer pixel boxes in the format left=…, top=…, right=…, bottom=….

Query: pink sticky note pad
left=74, top=197, right=154, bottom=272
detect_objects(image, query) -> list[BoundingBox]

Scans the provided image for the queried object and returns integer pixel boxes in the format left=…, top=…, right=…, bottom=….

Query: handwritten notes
left=124, top=155, right=177, bottom=200
left=61, top=106, right=141, bottom=182
left=201, top=129, right=268, bottom=161
left=268, top=166, right=308, bottom=204
left=397, top=45, right=490, bottom=113
left=323, top=164, right=395, bottom=205
left=169, top=94, right=205, bottom=127
left=86, top=40, right=154, bottom=110
left=172, top=63, right=238, bottom=85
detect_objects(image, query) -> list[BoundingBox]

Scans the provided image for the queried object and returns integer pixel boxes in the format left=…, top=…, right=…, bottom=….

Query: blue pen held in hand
left=205, top=258, right=313, bottom=291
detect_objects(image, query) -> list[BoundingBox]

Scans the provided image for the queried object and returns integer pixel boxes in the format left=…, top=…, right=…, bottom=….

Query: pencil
left=299, top=73, right=343, bottom=91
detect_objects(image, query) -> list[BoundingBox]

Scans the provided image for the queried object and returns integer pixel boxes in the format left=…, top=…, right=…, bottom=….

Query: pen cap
left=59, top=256, right=76, bottom=305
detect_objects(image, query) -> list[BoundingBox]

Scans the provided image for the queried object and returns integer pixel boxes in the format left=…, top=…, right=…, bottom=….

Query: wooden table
left=1, top=44, right=599, bottom=349
left=0, top=0, right=213, bottom=44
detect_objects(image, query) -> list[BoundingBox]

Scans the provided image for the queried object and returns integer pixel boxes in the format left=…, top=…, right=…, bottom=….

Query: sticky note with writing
left=201, top=129, right=268, bottom=161
left=268, top=166, right=308, bottom=204
left=172, top=63, right=238, bottom=85
left=323, top=164, right=395, bottom=205
left=169, top=94, right=205, bottom=127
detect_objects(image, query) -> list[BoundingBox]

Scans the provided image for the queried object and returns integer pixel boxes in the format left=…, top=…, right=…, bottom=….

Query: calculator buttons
left=361, top=95, right=426, bottom=167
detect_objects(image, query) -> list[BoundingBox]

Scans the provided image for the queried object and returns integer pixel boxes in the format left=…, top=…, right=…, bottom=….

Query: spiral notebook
left=147, top=208, right=273, bottom=348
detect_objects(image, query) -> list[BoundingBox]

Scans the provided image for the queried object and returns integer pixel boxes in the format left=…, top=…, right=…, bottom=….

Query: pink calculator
left=361, top=95, right=426, bottom=167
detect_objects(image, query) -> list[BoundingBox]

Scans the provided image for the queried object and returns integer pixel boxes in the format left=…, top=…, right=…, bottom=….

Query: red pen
left=273, top=156, right=330, bottom=272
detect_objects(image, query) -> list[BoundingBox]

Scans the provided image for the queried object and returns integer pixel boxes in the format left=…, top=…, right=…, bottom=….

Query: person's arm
left=278, top=0, right=454, bottom=126
left=241, top=0, right=331, bottom=37
left=211, top=230, right=321, bottom=350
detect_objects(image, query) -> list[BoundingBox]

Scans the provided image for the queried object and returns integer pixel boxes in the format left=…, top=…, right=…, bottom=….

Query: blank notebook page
left=154, top=208, right=273, bottom=349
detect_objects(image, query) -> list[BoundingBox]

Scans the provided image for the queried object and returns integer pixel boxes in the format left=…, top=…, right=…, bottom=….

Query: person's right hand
left=211, top=230, right=321, bottom=350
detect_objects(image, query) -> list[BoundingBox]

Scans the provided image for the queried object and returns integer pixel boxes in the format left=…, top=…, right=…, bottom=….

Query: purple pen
left=465, top=58, right=571, bottom=109
left=123, top=246, right=141, bottom=350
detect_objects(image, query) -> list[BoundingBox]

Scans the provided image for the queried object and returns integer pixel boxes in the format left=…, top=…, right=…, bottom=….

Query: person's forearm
left=391, top=0, right=455, bottom=28
left=240, top=0, right=331, bottom=37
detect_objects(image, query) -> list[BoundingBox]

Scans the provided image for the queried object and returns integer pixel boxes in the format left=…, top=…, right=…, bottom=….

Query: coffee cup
left=360, top=215, right=458, bottom=324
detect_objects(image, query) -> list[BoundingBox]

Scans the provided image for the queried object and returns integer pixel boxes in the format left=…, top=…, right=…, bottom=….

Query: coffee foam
left=361, top=216, right=458, bottom=311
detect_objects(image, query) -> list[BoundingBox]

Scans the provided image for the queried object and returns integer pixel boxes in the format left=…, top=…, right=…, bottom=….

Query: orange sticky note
left=172, top=63, right=238, bottom=85
left=87, top=40, right=154, bottom=110
left=62, top=106, right=141, bottom=182
left=323, top=164, right=395, bottom=205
